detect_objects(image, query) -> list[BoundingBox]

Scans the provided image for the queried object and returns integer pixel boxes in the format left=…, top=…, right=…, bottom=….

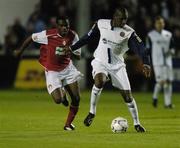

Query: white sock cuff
left=93, top=85, right=103, bottom=92
left=126, top=99, right=135, bottom=108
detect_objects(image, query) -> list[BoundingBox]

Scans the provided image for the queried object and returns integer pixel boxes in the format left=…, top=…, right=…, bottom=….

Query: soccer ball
left=111, top=117, right=128, bottom=133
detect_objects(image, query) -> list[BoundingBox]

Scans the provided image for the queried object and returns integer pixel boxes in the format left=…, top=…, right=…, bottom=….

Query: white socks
left=153, top=82, right=172, bottom=106
left=126, top=99, right=140, bottom=125
left=153, top=83, right=161, bottom=99
left=89, top=85, right=103, bottom=115
left=164, top=83, right=172, bottom=106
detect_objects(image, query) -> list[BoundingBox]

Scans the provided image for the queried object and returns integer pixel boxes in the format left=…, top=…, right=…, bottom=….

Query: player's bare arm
left=128, top=32, right=151, bottom=78
left=14, top=36, right=33, bottom=57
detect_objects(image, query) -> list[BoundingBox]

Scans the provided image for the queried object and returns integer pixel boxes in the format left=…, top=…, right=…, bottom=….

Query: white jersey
left=147, top=29, right=173, bottom=67
left=94, top=19, right=134, bottom=65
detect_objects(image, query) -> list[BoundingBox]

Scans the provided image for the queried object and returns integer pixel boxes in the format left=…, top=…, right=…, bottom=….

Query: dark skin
left=14, top=19, right=81, bottom=106
left=111, top=9, right=150, bottom=102
left=65, top=9, right=151, bottom=103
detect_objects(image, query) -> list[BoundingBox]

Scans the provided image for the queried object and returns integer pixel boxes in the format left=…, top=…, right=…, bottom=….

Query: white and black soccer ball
left=111, top=117, right=128, bottom=133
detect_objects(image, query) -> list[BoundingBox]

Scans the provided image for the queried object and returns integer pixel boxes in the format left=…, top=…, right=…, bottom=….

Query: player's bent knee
left=120, top=91, right=133, bottom=103
left=166, top=80, right=172, bottom=84
left=95, top=81, right=106, bottom=88
left=124, top=96, right=133, bottom=103
left=54, top=98, right=62, bottom=104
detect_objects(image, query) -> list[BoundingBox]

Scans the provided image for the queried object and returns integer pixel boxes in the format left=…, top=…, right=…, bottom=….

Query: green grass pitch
left=0, top=90, right=180, bottom=148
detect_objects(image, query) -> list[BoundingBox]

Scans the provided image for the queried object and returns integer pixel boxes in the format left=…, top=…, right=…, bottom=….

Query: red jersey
left=32, top=29, right=80, bottom=71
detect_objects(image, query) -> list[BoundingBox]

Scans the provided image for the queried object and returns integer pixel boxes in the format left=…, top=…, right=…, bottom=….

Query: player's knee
left=121, top=93, right=133, bottom=103
left=166, top=80, right=172, bottom=84
left=124, top=96, right=133, bottom=103
left=54, top=98, right=62, bottom=104
left=121, top=91, right=133, bottom=103
left=95, top=80, right=105, bottom=88
left=159, top=80, right=165, bottom=85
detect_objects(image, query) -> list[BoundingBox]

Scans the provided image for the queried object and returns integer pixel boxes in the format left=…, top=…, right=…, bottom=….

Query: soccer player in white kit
left=65, top=7, right=151, bottom=132
left=146, top=16, right=175, bottom=108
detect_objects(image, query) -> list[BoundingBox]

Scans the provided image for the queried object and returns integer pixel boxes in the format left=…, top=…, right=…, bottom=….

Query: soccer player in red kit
left=14, top=17, right=82, bottom=131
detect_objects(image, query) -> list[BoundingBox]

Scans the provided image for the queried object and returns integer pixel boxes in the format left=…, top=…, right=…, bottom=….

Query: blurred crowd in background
left=1, top=0, right=180, bottom=56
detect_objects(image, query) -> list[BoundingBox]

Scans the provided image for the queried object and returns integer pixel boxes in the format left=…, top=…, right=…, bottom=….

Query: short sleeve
left=32, top=30, right=48, bottom=44
left=72, top=33, right=81, bottom=55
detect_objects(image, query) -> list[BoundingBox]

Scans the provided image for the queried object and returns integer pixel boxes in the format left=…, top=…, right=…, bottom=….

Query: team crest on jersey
left=120, top=32, right=125, bottom=37
left=62, top=40, right=66, bottom=46
left=48, top=84, right=52, bottom=90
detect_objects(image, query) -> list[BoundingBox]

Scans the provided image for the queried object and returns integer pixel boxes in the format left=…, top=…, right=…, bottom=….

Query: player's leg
left=152, top=82, right=161, bottom=107
left=111, top=66, right=145, bottom=132
left=84, top=59, right=108, bottom=126
left=164, top=67, right=174, bottom=108
left=164, top=80, right=173, bottom=108
left=120, top=90, right=145, bottom=132
left=45, top=71, right=68, bottom=106
left=84, top=73, right=107, bottom=126
left=51, top=88, right=69, bottom=106
left=64, top=81, right=80, bottom=130
left=152, top=66, right=163, bottom=107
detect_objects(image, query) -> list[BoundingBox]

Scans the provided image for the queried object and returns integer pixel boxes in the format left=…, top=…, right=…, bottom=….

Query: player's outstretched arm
left=128, top=32, right=151, bottom=78
left=14, top=36, right=33, bottom=57
left=65, top=23, right=99, bottom=53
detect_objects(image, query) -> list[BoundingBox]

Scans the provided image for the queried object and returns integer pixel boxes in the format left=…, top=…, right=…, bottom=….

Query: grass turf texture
left=0, top=90, right=180, bottom=148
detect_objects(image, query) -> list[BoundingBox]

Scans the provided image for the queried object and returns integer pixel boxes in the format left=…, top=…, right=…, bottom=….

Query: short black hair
left=153, top=16, right=164, bottom=24
left=154, top=16, right=164, bottom=21
left=56, top=16, right=69, bottom=23
left=116, top=7, right=128, bottom=14
left=114, top=7, right=128, bottom=18
left=56, top=17, right=70, bottom=26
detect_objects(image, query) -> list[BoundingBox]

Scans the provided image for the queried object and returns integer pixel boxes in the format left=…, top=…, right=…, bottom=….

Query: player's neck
left=156, top=29, right=163, bottom=33
left=111, top=20, right=124, bottom=28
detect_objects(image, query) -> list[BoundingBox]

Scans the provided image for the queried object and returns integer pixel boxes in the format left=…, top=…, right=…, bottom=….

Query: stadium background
left=0, top=1, right=180, bottom=148
left=0, top=0, right=180, bottom=91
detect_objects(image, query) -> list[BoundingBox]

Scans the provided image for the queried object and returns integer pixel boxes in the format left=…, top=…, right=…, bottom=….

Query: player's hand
left=13, top=50, right=22, bottom=58
left=142, top=64, right=151, bottom=78
left=63, top=46, right=73, bottom=55
left=165, top=49, right=175, bottom=57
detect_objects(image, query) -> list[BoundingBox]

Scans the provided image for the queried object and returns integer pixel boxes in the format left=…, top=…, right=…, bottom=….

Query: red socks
left=65, top=105, right=79, bottom=126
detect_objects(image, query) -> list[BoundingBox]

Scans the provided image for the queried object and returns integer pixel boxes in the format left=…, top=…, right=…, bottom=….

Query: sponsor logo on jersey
left=102, top=38, right=119, bottom=45
left=62, top=40, right=66, bottom=46
left=101, top=27, right=108, bottom=30
left=157, top=40, right=166, bottom=44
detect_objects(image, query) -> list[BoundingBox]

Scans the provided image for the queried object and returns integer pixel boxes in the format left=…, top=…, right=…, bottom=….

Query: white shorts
left=45, top=61, right=83, bottom=94
left=91, top=59, right=131, bottom=90
left=153, top=65, right=173, bottom=82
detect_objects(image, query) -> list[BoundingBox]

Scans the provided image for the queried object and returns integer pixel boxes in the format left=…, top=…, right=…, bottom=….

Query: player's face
left=57, top=19, right=70, bottom=37
left=155, top=18, right=165, bottom=32
left=113, top=10, right=128, bottom=27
